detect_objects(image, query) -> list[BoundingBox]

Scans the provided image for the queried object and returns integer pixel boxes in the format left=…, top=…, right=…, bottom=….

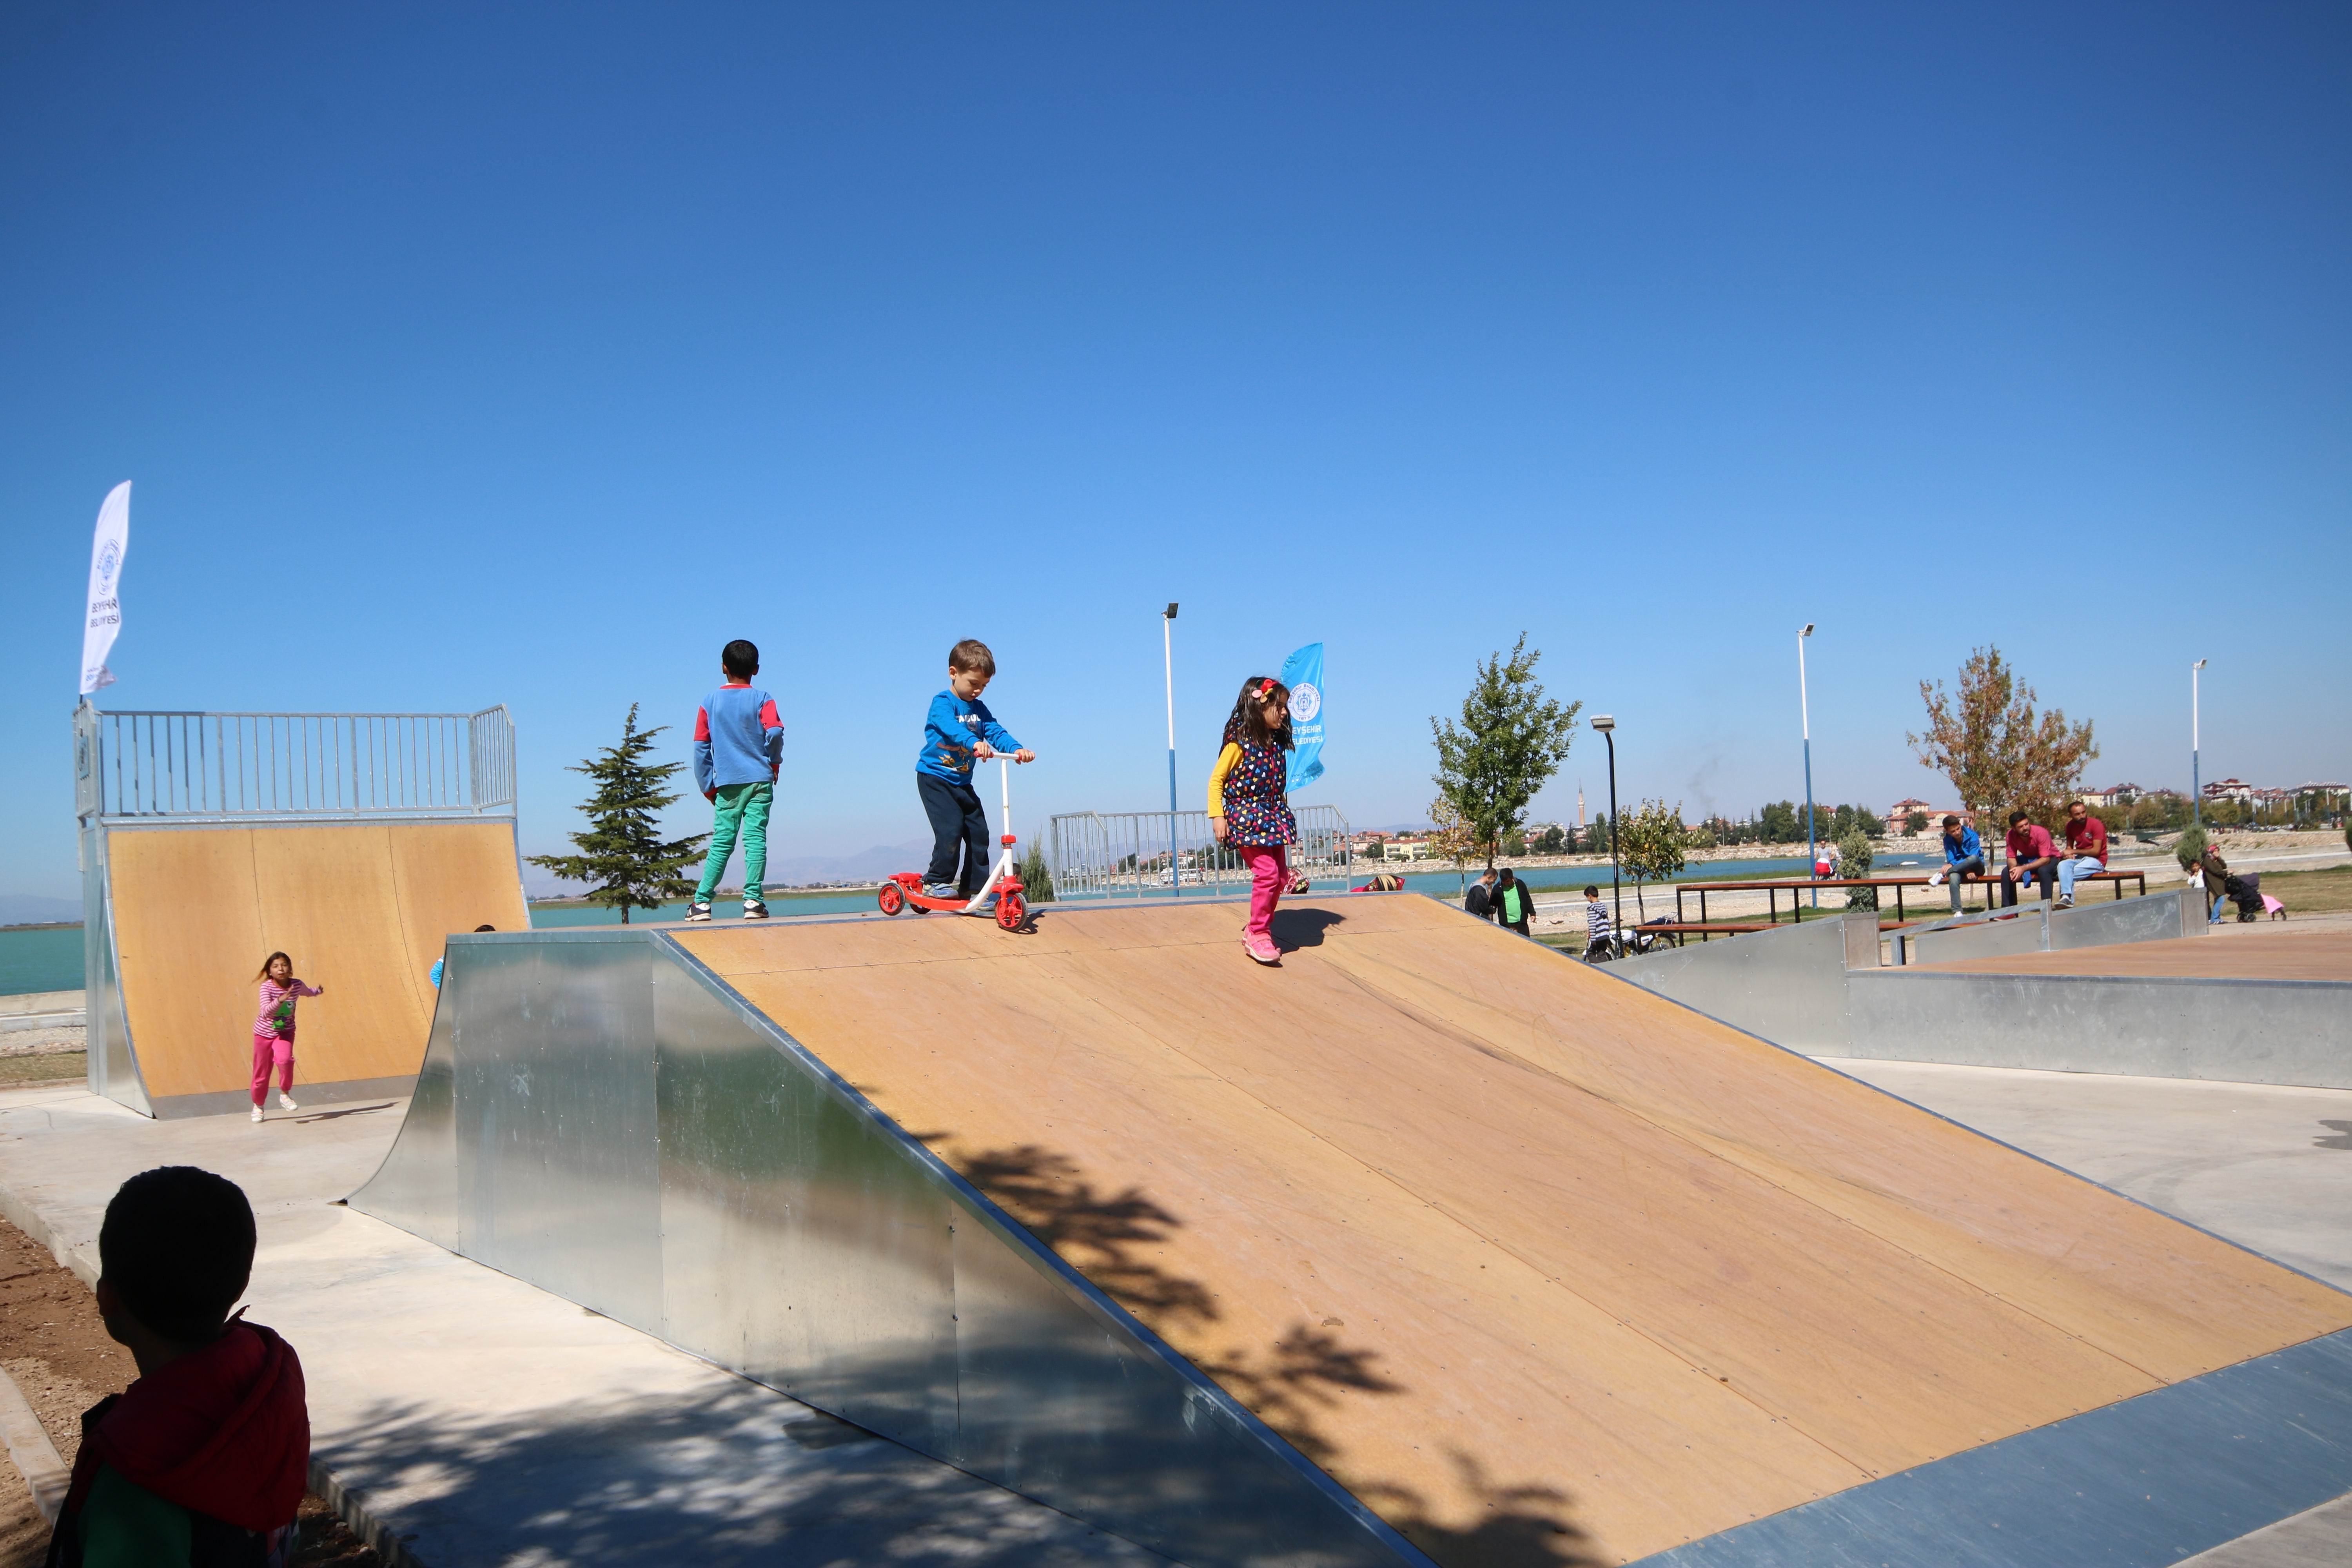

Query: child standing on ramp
left=687, top=639, right=786, bottom=922
left=1209, top=676, right=1304, bottom=965
left=250, top=953, right=321, bottom=1123
left=917, top=640, right=1034, bottom=901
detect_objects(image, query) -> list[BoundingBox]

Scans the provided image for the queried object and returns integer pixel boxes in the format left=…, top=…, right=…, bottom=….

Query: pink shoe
left=1245, top=935, right=1281, bottom=966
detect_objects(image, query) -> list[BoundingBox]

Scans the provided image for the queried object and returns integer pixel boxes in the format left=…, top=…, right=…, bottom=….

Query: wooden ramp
left=106, top=821, right=527, bottom=1113
left=674, top=896, right=2352, bottom=1566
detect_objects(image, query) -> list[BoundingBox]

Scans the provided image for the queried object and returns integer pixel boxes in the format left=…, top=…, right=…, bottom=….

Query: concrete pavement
left=0, top=1083, right=1163, bottom=1567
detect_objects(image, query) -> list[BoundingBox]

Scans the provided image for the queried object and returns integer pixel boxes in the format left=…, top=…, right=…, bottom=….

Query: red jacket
left=49, top=1321, right=309, bottom=1564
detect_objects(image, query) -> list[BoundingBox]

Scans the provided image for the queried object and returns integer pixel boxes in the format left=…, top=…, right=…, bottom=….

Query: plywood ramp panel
left=111, top=822, right=525, bottom=1102
left=675, top=898, right=2352, bottom=1566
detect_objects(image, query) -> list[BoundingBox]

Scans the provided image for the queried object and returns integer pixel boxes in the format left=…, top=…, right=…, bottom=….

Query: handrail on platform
left=1048, top=805, right=1352, bottom=902
left=1675, top=869, right=2147, bottom=928
left=74, top=704, right=517, bottom=822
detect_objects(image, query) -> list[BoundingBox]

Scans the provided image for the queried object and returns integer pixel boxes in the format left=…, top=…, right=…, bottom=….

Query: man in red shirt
left=2001, top=809, right=2059, bottom=907
left=2056, top=800, right=2110, bottom=907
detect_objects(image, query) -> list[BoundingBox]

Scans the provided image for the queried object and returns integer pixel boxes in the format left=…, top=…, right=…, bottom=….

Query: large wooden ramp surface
left=676, top=897, right=2352, bottom=1567
left=109, top=822, right=527, bottom=1106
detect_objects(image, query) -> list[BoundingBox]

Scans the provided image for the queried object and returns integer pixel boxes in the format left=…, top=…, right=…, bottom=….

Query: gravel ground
left=0, top=1217, right=378, bottom=1566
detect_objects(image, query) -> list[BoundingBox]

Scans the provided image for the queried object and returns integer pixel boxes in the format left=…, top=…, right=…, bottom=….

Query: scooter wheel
left=995, top=889, right=1027, bottom=931
left=877, top=880, right=906, bottom=917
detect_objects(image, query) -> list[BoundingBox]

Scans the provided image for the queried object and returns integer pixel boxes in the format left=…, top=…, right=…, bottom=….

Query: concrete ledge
left=1846, top=970, right=2352, bottom=1089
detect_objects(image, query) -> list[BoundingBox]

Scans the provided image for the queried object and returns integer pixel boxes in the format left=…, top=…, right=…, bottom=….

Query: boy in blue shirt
left=687, top=639, right=785, bottom=922
left=1933, top=813, right=1985, bottom=913
left=918, top=640, right=1034, bottom=900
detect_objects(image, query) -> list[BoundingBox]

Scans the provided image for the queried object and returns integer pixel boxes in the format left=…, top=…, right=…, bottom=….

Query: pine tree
left=1429, top=635, right=1582, bottom=869
left=528, top=705, right=708, bottom=923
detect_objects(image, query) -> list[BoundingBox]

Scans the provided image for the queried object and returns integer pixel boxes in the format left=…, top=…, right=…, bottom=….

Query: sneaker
left=279, top=1093, right=299, bottom=1111
left=2056, top=894, right=2074, bottom=909
left=251, top=1105, right=264, bottom=1124
left=684, top=901, right=713, bottom=923
left=742, top=900, right=769, bottom=919
left=1244, top=935, right=1281, bottom=966
left=923, top=883, right=961, bottom=900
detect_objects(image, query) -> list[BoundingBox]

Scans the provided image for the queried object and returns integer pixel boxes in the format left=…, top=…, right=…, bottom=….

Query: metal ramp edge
left=347, top=925, right=1431, bottom=1568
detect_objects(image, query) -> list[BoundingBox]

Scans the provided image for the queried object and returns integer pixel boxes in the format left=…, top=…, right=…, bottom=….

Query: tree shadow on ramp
left=1271, top=907, right=1349, bottom=950
left=937, top=1137, right=1595, bottom=1567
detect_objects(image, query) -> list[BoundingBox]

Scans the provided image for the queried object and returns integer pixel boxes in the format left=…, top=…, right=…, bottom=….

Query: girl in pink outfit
left=1208, top=677, right=1303, bottom=965
left=250, top=952, right=323, bottom=1122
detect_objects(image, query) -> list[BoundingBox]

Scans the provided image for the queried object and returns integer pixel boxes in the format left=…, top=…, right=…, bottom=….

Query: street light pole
left=2192, top=658, right=2207, bottom=828
left=1798, top=623, right=1816, bottom=910
left=1163, top=603, right=1181, bottom=896
left=1593, top=715, right=1621, bottom=936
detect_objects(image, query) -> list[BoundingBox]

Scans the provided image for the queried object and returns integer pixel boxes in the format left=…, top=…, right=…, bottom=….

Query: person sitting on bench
left=2055, top=800, right=2108, bottom=908
left=1933, top=814, right=1984, bottom=913
left=2000, top=809, right=2058, bottom=907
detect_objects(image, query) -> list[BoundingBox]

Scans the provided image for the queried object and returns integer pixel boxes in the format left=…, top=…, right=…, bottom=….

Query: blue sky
left=4, top=2, right=2347, bottom=898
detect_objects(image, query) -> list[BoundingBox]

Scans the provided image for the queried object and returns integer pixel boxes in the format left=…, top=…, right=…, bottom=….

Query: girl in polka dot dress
left=1207, top=676, right=1309, bottom=965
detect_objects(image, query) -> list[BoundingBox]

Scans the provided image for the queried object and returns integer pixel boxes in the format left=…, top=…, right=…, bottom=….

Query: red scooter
left=876, top=757, right=1031, bottom=931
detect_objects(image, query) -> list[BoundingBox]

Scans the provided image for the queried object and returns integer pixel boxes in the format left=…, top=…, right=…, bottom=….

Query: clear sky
left=4, top=2, right=2347, bottom=898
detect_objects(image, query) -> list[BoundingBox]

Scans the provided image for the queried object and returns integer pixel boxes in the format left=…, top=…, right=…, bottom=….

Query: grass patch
left=0, top=1051, right=83, bottom=1087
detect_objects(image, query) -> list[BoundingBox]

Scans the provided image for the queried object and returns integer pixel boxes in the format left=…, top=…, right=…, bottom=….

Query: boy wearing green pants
left=686, top=639, right=786, bottom=921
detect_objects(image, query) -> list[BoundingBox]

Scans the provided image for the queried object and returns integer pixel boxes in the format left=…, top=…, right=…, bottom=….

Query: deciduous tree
left=1429, top=635, right=1581, bottom=869
left=1909, top=646, right=2098, bottom=826
left=528, top=705, right=708, bottom=922
left=1615, top=799, right=1687, bottom=919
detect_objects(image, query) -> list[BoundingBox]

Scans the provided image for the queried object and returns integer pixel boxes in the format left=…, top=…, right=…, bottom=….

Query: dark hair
left=253, top=951, right=292, bottom=983
left=473, top=924, right=496, bottom=932
left=2008, top=809, right=2030, bottom=826
left=100, top=1167, right=255, bottom=1346
left=1943, top=815, right=1961, bottom=828
left=1220, top=677, right=1293, bottom=750
left=949, top=639, right=996, bottom=675
left=722, top=640, right=760, bottom=679
left=1584, top=884, right=1600, bottom=897
left=1497, top=867, right=1516, bottom=882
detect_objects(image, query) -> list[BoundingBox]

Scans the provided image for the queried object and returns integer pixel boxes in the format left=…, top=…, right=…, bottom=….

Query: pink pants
left=1240, top=844, right=1288, bottom=946
left=251, top=1035, right=294, bottom=1106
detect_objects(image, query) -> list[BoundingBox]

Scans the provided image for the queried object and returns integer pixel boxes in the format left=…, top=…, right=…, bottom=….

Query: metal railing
left=74, top=705, right=516, bottom=822
left=1047, top=806, right=1352, bottom=901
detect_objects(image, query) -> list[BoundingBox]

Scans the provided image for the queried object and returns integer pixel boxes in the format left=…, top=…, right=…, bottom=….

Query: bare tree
left=1908, top=646, right=2097, bottom=826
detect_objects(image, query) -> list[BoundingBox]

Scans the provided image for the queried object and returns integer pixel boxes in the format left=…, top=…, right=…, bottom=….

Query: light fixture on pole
left=1798, top=623, right=1817, bottom=910
left=1592, top=715, right=1621, bottom=937
left=1163, top=603, right=1181, bottom=896
left=2192, top=658, right=2207, bottom=828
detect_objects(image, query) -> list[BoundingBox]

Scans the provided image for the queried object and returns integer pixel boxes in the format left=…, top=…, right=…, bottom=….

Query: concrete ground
left=0, top=1083, right=1162, bottom=1567
left=1817, top=1056, right=2352, bottom=1566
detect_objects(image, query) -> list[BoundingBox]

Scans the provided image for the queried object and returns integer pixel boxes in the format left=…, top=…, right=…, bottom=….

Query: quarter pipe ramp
left=352, top=896, right=2352, bottom=1566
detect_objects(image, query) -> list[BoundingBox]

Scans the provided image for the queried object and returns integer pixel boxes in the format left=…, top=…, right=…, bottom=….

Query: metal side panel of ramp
left=351, top=923, right=1424, bottom=1568
left=354, top=898, right=2352, bottom=1567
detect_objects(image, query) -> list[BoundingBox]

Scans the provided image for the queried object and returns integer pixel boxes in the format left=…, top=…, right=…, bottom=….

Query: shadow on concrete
left=939, top=1138, right=1593, bottom=1568
left=2317, top=1120, right=2352, bottom=1151
left=293, top=1102, right=398, bottom=1126
left=319, top=1379, right=1171, bottom=1566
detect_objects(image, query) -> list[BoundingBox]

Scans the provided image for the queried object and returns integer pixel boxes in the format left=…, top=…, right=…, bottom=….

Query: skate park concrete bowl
left=351, top=894, right=2352, bottom=1567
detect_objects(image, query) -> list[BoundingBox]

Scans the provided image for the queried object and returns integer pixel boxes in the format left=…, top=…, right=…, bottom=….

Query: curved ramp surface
left=106, top=821, right=525, bottom=1115
left=354, top=897, right=2352, bottom=1566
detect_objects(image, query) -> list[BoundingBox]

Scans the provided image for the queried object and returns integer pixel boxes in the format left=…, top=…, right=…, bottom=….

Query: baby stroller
left=2193, top=849, right=2270, bottom=923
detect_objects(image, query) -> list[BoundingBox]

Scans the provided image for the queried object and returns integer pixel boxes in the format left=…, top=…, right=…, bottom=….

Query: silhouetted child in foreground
left=50, top=1165, right=309, bottom=1567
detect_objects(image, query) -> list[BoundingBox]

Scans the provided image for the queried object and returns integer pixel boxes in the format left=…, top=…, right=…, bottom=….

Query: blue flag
left=1281, top=642, right=1325, bottom=792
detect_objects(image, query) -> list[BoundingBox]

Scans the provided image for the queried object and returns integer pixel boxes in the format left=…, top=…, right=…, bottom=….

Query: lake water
left=0, top=850, right=1944, bottom=995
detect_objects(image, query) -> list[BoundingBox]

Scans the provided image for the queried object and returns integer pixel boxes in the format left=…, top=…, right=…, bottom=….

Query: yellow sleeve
left=1206, top=743, right=1243, bottom=815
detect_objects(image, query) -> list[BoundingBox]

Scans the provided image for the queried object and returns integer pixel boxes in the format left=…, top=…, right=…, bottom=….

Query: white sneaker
left=251, top=1105, right=264, bottom=1123
left=278, top=1093, right=299, bottom=1111
left=2056, top=895, right=2073, bottom=909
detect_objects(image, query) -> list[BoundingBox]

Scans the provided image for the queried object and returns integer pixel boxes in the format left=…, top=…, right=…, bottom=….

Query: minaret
left=1577, top=782, right=1586, bottom=828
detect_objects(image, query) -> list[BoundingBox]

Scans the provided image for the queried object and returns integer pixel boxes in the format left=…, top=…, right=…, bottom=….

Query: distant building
left=2202, top=778, right=2255, bottom=804
left=1887, top=797, right=1934, bottom=826
left=2083, top=783, right=2142, bottom=808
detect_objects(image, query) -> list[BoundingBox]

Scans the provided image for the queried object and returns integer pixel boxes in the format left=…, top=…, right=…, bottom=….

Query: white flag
left=79, top=482, right=131, bottom=696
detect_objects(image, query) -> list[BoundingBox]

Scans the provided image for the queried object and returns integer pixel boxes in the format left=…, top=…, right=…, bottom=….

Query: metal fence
left=74, top=705, right=517, bottom=821
left=1046, top=806, right=1353, bottom=901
